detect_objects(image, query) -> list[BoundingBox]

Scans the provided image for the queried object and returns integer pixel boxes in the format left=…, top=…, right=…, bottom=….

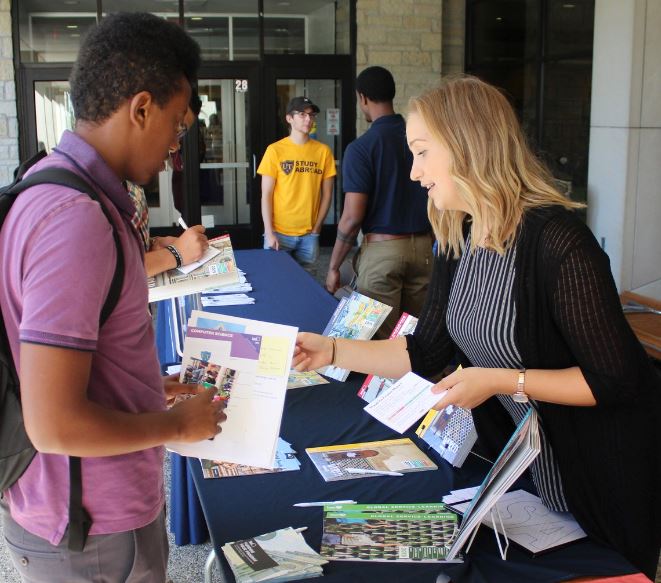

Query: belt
left=364, top=231, right=430, bottom=243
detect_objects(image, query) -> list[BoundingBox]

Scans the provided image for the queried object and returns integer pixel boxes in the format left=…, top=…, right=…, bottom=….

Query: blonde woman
left=294, top=76, right=660, bottom=577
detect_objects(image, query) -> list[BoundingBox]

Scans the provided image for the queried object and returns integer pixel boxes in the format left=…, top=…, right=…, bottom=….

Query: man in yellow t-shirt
left=257, top=96, right=336, bottom=269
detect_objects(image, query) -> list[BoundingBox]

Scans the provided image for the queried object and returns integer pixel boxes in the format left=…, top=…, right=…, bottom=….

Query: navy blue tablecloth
left=190, top=375, right=637, bottom=583
left=161, top=249, right=638, bottom=581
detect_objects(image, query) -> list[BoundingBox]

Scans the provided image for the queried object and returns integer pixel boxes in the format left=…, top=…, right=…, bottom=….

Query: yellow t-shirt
left=257, top=137, right=337, bottom=236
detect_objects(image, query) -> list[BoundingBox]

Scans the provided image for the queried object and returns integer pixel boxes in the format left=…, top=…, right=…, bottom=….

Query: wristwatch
left=512, top=369, right=529, bottom=403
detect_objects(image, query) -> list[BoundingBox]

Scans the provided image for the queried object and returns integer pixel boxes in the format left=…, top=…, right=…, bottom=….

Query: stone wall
left=0, top=0, right=17, bottom=183
left=442, top=0, right=465, bottom=76
left=355, top=0, right=443, bottom=133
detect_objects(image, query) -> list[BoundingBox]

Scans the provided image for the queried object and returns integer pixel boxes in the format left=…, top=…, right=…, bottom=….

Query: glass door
left=178, top=65, right=261, bottom=248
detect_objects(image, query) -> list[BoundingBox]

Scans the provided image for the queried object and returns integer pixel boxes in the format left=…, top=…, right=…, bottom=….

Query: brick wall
left=0, top=0, right=17, bottom=184
left=355, top=0, right=443, bottom=133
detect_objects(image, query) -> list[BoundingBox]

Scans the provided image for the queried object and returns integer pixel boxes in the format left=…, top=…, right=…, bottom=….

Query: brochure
left=222, top=526, right=327, bottom=582
left=320, top=506, right=461, bottom=563
left=165, top=311, right=297, bottom=469
left=200, top=438, right=300, bottom=479
left=287, top=369, right=330, bottom=390
left=364, top=372, right=447, bottom=434
left=445, top=408, right=541, bottom=560
left=358, top=313, right=418, bottom=402
left=319, top=292, right=392, bottom=382
left=415, top=400, right=477, bottom=468
left=148, top=234, right=239, bottom=302
left=306, top=438, right=437, bottom=482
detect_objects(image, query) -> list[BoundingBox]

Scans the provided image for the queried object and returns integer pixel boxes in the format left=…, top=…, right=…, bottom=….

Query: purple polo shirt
left=0, top=131, right=166, bottom=545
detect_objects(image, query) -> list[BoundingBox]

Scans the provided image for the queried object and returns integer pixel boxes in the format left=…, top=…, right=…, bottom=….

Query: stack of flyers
left=222, top=527, right=327, bottom=582
left=201, top=438, right=301, bottom=479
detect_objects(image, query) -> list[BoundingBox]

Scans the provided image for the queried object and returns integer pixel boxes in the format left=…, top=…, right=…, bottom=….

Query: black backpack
left=0, top=150, right=125, bottom=551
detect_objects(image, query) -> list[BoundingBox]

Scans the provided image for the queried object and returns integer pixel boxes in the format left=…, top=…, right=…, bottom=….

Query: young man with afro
left=0, top=13, right=225, bottom=582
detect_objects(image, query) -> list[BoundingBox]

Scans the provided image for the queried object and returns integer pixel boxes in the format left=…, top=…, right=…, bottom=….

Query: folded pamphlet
left=318, top=292, right=392, bottom=382
left=222, top=527, right=327, bottom=582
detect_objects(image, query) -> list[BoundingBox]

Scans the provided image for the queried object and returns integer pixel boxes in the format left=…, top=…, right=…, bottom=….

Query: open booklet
left=318, top=291, right=392, bottom=382
left=148, top=234, right=240, bottom=302
left=165, top=310, right=297, bottom=469
left=318, top=409, right=542, bottom=564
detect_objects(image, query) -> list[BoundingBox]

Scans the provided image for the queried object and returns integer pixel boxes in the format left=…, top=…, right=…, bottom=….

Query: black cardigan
left=406, top=206, right=661, bottom=577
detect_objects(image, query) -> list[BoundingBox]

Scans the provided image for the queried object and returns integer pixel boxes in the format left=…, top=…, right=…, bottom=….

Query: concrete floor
left=1, top=247, right=660, bottom=582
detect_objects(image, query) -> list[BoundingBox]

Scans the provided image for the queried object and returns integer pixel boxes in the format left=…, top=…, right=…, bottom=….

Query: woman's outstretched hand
left=293, top=332, right=335, bottom=371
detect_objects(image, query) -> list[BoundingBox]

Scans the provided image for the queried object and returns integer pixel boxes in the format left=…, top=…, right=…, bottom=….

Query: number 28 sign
left=235, top=79, right=248, bottom=93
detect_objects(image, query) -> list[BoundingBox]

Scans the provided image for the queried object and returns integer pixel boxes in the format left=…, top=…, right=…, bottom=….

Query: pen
left=293, top=500, right=357, bottom=507
left=177, top=216, right=188, bottom=230
left=345, top=468, right=404, bottom=477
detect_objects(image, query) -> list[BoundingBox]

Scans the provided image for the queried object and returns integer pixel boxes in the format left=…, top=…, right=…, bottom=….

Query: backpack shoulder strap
left=8, top=168, right=125, bottom=326
left=3, top=167, right=127, bottom=552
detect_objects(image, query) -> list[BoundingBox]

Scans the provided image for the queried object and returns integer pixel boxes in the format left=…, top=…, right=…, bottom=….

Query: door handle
left=252, top=154, right=257, bottom=179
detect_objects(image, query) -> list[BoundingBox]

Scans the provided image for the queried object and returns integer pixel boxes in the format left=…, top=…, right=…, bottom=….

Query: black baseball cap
left=286, top=96, right=320, bottom=115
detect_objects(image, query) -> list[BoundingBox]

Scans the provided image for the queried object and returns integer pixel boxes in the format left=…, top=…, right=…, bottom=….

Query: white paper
left=201, top=294, right=254, bottom=307
left=450, top=490, right=586, bottom=554
left=442, top=486, right=480, bottom=504
left=364, top=372, right=447, bottom=433
left=176, top=246, right=221, bottom=274
left=165, top=364, right=182, bottom=375
left=165, top=310, right=297, bottom=469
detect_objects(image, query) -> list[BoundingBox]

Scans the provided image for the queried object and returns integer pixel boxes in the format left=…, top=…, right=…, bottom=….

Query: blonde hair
left=408, top=75, right=583, bottom=258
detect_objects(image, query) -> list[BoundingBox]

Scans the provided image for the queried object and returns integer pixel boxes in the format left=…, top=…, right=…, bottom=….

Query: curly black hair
left=70, top=12, right=201, bottom=122
left=355, top=66, right=396, bottom=103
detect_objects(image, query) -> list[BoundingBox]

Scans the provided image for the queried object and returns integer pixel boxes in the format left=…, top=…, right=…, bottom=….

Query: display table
left=160, top=249, right=640, bottom=582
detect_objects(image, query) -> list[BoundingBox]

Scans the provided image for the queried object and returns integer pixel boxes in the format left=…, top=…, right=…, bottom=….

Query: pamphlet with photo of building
left=306, top=438, right=437, bottom=482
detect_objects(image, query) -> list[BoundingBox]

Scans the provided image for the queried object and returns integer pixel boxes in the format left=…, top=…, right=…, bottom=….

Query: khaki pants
left=354, top=233, right=434, bottom=338
left=1, top=499, right=168, bottom=583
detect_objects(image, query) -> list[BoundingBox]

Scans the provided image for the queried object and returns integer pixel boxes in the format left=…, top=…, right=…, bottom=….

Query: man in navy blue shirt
left=326, top=66, right=432, bottom=338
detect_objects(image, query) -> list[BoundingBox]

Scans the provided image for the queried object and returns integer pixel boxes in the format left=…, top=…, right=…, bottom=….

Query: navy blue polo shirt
left=342, top=114, right=430, bottom=235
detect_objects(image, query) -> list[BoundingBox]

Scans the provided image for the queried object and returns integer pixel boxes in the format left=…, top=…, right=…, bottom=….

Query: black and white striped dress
left=446, top=235, right=569, bottom=512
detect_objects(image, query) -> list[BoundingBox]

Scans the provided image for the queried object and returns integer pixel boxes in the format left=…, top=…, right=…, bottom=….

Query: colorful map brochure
left=165, top=310, right=297, bottom=469
left=306, top=438, right=437, bottom=482
left=319, top=291, right=392, bottom=382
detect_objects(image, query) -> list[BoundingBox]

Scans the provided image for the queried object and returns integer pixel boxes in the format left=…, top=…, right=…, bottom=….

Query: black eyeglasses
left=292, top=111, right=317, bottom=120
